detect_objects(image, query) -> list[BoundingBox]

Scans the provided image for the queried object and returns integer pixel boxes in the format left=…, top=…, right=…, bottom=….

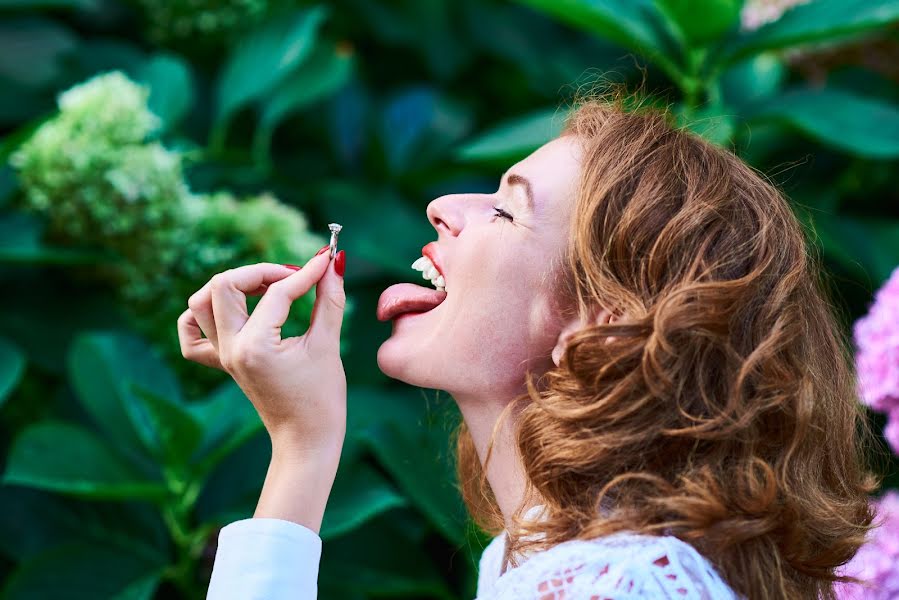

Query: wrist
left=254, top=441, right=343, bottom=534
left=269, top=426, right=345, bottom=462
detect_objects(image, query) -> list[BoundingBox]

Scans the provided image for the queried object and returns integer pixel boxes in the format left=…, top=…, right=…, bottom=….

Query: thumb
left=307, top=250, right=346, bottom=350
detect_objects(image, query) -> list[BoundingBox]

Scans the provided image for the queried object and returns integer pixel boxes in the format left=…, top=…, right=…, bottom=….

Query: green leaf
left=0, top=486, right=169, bottom=565
left=345, top=384, right=422, bottom=441
left=0, top=335, right=25, bottom=408
left=136, top=52, right=194, bottom=134
left=343, top=384, right=466, bottom=545
left=655, top=0, right=742, bottom=44
left=0, top=211, right=111, bottom=265
left=0, top=165, right=16, bottom=206
left=1, top=541, right=163, bottom=600
left=194, top=429, right=270, bottom=524
left=465, top=0, right=637, bottom=95
left=214, top=6, right=328, bottom=130
left=361, top=419, right=466, bottom=546
left=720, top=52, right=787, bottom=109
left=378, top=86, right=473, bottom=174
left=0, top=279, right=127, bottom=374
left=67, top=330, right=183, bottom=463
left=746, top=87, right=899, bottom=159
left=512, top=0, right=683, bottom=80
left=677, top=103, right=736, bottom=146
left=109, top=573, right=162, bottom=600
left=796, top=207, right=899, bottom=286
left=0, top=18, right=77, bottom=89
left=314, top=182, right=436, bottom=280
left=68, top=38, right=145, bottom=78
left=2, top=421, right=168, bottom=500
left=186, top=379, right=264, bottom=475
left=319, top=511, right=455, bottom=600
left=344, top=0, right=470, bottom=80
left=125, top=382, right=203, bottom=469
left=320, top=460, right=407, bottom=541
left=721, top=0, right=899, bottom=64
left=0, top=488, right=77, bottom=562
left=258, top=41, right=355, bottom=137
left=456, top=107, right=567, bottom=163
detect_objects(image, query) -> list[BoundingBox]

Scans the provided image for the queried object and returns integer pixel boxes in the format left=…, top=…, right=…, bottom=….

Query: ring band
left=328, top=223, right=343, bottom=260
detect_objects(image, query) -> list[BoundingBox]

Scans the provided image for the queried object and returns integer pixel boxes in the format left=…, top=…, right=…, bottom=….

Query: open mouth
left=376, top=283, right=448, bottom=322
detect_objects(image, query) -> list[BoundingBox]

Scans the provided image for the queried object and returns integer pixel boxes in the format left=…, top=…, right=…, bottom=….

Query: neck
left=453, top=395, right=534, bottom=531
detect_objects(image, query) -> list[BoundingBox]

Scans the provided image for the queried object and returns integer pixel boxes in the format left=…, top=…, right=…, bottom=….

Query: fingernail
left=315, top=245, right=330, bottom=257
left=283, top=264, right=301, bottom=271
left=335, top=250, right=345, bottom=276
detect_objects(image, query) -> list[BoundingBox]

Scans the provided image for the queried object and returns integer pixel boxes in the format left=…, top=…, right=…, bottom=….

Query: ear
left=551, top=306, right=619, bottom=367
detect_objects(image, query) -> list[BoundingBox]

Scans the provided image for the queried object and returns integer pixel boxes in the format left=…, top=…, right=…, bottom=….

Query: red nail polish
left=335, top=250, right=345, bottom=276
left=315, top=245, right=330, bottom=256
left=283, top=264, right=301, bottom=271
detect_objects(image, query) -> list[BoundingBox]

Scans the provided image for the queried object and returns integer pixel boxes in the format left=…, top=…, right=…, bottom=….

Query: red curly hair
left=452, top=86, right=881, bottom=599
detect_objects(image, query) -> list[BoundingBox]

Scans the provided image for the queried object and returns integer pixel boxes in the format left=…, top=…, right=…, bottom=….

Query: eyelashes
left=492, top=206, right=514, bottom=222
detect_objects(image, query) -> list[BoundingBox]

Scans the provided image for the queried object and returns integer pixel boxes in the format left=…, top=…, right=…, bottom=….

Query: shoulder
left=476, top=531, right=508, bottom=596
left=480, top=531, right=742, bottom=599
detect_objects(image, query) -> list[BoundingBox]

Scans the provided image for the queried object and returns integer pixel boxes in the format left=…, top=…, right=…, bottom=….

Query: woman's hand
left=177, top=249, right=347, bottom=454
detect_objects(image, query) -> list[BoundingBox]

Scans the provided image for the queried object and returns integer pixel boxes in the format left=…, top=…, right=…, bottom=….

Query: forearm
left=253, top=434, right=344, bottom=534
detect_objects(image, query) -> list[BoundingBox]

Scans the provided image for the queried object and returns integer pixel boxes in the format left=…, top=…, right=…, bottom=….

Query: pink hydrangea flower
left=740, top=0, right=813, bottom=31
left=885, top=410, right=899, bottom=456
left=853, top=265, right=899, bottom=454
left=835, top=491, right=899, bottom=599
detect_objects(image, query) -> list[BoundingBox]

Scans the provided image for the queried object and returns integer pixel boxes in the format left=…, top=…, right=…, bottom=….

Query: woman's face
left=376, top=135, right=584, bottom=404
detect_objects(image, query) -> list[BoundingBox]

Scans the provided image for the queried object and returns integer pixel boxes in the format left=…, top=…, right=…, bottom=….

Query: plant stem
left=251, top=125, right=274, bottom=173
left=159, top=471, right=210, bottom=599
left=208, top=120, right=229, bottom=155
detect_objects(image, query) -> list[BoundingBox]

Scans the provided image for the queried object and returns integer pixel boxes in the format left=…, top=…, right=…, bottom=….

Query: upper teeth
left=411, top=256, right=446, bottom=292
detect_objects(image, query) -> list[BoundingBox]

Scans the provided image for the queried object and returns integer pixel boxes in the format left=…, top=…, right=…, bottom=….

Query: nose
left=426, top=193, right=466, bottom=237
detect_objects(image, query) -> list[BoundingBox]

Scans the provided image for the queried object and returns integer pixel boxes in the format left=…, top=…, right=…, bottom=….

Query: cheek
left=526, top=291, right=561, bottom=348
left=451, top=304, right=534, bottom=389
left=521, top=256, right=568, bottom=359
left=450, top=257, right=557, bottom=367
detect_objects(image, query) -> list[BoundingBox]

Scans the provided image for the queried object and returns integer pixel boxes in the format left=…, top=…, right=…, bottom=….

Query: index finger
left=244, top=251, right=333, bottom=338
left=207, top=262, right=306, bottom=352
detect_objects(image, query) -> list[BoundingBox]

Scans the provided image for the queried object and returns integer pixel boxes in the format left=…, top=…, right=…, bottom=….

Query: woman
left=182, top=89, right=879, bottom=599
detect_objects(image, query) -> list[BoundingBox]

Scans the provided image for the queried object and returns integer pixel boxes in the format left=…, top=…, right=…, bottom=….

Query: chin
left=376, top=335, right=419, bottom=383
left=376, top=335, right=445, bottom=390
left=375, top=340, right=404, bottom=380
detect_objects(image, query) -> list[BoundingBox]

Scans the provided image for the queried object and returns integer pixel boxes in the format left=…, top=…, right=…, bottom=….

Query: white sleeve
left=206, top=518, right=322, bottom=600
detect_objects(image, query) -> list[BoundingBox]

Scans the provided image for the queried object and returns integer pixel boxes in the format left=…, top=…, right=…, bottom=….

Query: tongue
left=377, top=283, right=448, bottom=322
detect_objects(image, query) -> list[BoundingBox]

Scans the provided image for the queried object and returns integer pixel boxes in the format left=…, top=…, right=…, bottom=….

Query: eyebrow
left=504, top=172, right=535, bottom=212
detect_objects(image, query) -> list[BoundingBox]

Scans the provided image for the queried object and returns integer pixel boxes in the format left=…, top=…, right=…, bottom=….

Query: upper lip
left=421, top=242, right=446, bottom=281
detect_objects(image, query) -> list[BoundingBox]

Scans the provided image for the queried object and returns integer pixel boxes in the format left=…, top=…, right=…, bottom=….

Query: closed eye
left=492, top=206, right=514, bottom=222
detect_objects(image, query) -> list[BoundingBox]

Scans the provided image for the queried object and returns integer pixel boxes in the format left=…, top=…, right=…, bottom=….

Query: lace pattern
left=476, top=529, right=742, bottom=599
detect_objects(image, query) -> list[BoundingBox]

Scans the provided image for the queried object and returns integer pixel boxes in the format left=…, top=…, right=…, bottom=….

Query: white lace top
left=475, top=525, right=742, bottom=598
left=206, top=505, right=742, bottom=599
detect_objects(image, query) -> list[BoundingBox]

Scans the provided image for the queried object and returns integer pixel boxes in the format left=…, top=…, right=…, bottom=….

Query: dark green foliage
left=0, top=0, right=897, bottom=598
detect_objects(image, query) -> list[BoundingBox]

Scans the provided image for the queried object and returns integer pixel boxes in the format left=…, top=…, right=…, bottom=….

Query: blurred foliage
left=0, top=0, right=897, bottom=598
left=7, top=71, right=347, bottom=397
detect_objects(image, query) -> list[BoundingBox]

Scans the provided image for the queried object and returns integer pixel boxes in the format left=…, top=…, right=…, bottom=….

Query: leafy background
left=0, top=0, right=898, bottom=598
